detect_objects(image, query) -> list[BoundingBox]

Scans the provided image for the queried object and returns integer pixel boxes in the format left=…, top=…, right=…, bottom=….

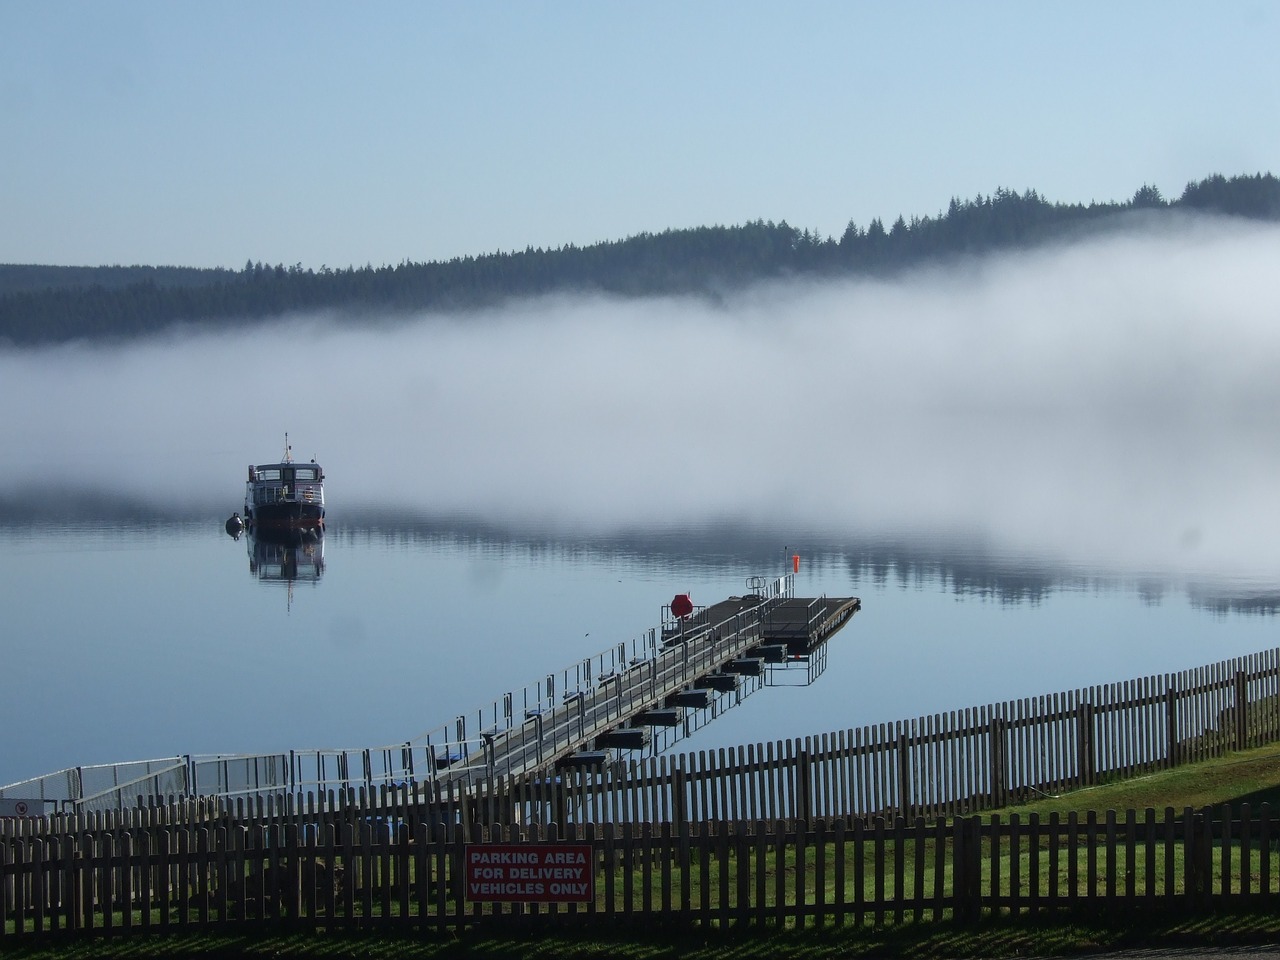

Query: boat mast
left=283, top=432, right=292, bottom=464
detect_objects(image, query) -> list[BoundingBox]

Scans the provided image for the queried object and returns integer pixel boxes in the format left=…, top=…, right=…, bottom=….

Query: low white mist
left=3, top=214, right=1280, bottom=584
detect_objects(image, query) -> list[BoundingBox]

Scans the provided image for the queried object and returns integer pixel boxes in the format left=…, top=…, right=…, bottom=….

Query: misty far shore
left=3, top=210, right=1280, bottom=588
left=1, top=171, right=1277, bottom=346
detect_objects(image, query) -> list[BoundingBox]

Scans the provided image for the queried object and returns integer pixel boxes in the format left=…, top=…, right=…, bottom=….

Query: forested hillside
left=2, top=172, right=1276, bottom=345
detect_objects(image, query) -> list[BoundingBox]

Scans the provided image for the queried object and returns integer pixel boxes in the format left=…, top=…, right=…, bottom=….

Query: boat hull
left=246, top=502, right=325, bottom=535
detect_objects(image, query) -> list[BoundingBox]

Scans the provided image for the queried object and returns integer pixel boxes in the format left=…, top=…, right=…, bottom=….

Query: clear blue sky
left=3, top=1, right=1277, bottom=270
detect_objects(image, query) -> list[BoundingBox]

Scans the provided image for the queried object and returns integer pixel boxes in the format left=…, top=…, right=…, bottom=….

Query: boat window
left=293, top=468, right=318, bottom=481
left=256, top=468, right=282, bottom=481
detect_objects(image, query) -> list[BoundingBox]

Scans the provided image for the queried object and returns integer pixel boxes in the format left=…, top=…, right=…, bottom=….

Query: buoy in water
left=225, top=512, right=245, bottom=539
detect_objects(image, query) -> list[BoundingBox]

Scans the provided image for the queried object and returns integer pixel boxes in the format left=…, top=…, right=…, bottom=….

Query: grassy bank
left=995, top=744, right=1280, bottom=820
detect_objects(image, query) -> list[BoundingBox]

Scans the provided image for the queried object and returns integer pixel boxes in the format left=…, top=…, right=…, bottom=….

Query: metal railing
left=1, top=575, right=795, bottom=811
left=0, top=758, right=189, bottom=815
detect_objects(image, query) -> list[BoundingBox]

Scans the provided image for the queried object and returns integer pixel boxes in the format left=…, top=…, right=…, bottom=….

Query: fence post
left=451, top=825, right=470, bottom=932
left=1076, top=701, right=1096, bottom=786
left=1165, top=683, right=1179, bottom=768
left=896, top=727, right=912, bottom=818
left=952, top=815, right=982, bottom=922
left=796, top=750, right=812, bottom=824
left=988, top=716, right=1007, bottom=808
left=1183, top=807, right=1212, bottom=906
left=1235, top=670, right=1250, bottom=749
left=673, top=762, right=687, bottom=837
left=952, top=815, right=966, bottom=922
left=285, top=820, right=302, bottom=923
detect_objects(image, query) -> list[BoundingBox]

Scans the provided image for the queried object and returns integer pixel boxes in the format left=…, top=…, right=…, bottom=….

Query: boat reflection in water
left=247, top=530, right=325, bottom=587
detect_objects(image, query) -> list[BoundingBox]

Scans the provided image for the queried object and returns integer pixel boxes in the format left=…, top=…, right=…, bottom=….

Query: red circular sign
left=671, top=594, right=693, bottom=618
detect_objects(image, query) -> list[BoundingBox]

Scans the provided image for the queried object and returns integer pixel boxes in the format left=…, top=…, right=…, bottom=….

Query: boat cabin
left=244, top=457, right=325, bottom=535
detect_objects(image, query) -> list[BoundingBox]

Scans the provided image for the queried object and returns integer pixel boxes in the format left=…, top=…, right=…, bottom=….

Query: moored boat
left=244, top=435, right=325, bottom=536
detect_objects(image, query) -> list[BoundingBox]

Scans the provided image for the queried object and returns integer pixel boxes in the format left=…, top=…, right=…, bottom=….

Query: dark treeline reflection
left=2, top=491, right=1276, bottom=614
left=1184, top=592, right=1280, bottom=617
left=319, top=509, right=1280, bottom=615
left=0, top=486, right=192, bottom=528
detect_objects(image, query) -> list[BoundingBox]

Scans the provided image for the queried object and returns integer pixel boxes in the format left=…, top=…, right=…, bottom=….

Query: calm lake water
left=2, top=514, right=1276, bottom=789
left=6, top=225, right=1280, bottom=790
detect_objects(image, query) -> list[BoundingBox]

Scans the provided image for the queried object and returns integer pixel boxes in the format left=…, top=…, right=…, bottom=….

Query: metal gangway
left=1, top=574, right=860, bottom=812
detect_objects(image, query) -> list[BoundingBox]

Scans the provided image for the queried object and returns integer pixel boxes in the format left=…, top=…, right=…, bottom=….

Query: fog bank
left=4, top=215, right=1280, bottom=584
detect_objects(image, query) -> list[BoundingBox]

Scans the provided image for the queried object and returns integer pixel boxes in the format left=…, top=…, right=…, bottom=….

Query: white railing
left=1, top=574, right=795, bottom=810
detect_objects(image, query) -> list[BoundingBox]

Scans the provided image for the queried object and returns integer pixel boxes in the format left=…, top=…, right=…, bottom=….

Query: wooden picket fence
left=424, top=646, right=1280, bottom=830
left=7, top=647, right=1278, bottom=823
left=5, top=801, right=1280, bottom=939
left=6, top=645, right=1280, bottom=940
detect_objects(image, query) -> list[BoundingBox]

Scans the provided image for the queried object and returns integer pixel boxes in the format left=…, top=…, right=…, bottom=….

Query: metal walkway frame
left=2, top=573, right=862, bottom=811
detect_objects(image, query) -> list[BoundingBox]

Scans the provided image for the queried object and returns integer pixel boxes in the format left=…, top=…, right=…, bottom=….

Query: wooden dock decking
left=668, top=594, right=863, bottom=653
left=432, top=586, right=862, bottom=787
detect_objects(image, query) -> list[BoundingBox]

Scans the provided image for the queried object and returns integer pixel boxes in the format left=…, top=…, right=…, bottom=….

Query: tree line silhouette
left=1, top=172, right=1276, bottom=345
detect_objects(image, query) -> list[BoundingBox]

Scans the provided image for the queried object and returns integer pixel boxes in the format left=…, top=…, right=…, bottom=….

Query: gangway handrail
left=1, top=574, right=802, bottom=809
left=159, top=592, right=781, bottom=798
left=403, top=595, right=776, bottom=787
left=242, top=574, right=791, bottom=795
left=0, top=756, right=187, bottom=808
left=807, top=595, right=826, bottom=635
left=407, top=574, right=791, bottom=750
left=75, top=759, right=190, bottom=809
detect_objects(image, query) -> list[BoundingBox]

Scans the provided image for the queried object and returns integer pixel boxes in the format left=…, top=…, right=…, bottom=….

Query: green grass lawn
left=997, top=745, right=1280, bottom=820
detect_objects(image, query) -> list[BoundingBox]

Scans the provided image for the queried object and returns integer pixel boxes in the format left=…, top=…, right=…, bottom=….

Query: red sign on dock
left=465, top=843, right=595, bottom=902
